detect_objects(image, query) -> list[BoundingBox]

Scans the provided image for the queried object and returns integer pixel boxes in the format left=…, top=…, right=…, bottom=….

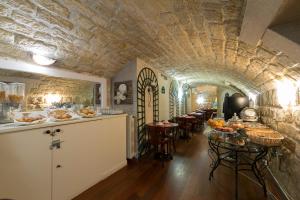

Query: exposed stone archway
left=0, top=0, right=298, bottom=93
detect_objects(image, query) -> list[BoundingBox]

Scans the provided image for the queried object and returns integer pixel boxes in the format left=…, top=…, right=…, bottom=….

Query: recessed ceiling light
left=32, top=54, right=56, bottom=66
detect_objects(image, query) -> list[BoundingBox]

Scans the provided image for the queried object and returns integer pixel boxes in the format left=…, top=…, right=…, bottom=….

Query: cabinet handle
left=44, top=130, right=51, bottom=134
left=56, top=165, right=62, bottom=168
left=55, top=129, right=61, bottom=133
left=50, top=140, right=64, bottom=150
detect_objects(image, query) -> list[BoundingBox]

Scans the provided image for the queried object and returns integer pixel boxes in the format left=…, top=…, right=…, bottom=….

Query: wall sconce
left=276, top=79, right=297, bottom=109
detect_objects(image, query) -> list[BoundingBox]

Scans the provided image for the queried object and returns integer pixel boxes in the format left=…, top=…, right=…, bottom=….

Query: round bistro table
left=146, top=122, right=178, bottom=159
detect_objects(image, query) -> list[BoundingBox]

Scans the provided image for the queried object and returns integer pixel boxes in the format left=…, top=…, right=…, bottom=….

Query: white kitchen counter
left=0, top=113, right=127, bottom=200
left=0, top=114, right=127, bottom=134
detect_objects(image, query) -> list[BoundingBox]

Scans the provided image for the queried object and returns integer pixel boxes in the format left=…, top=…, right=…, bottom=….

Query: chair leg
left=161, top=144, right=165, bottom=167
left=172, top=138, right=176, bottom=152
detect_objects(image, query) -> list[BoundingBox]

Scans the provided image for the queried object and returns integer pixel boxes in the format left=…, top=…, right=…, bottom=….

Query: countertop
left=0, top=114, right=127, bottom=134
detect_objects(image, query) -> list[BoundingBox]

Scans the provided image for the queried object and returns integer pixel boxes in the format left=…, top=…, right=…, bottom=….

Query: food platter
left=245, top=127, right=284, bottom=146
left=78, top=108, right=97, bottom=118
left=48, top=109, right=79, bottom=122
left=14, top=117, right=47, bottom=126
left=13, top=112, right=47, bottom=126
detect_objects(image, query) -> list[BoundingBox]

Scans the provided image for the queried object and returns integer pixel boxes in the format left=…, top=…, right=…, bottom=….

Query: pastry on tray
left=15, top=116, right=44, bottom=123
left=14, top=112, right=46, bottom=125
left=215, top=126, right=234, bottom=133
left=49, top=110, right=74, bottom=121
left=245, top=127, right=284, bottom=146
left=78, top=108, right=96, bottom=118
left=229, top=123, right=245, bottom=130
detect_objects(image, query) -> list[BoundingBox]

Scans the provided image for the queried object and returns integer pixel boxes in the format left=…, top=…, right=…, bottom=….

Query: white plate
left=49, top=116, right=79, bottom=122
left=14, top=118, right=47, bottom=126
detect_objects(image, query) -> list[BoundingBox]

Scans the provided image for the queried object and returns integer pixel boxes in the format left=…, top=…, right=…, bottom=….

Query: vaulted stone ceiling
left=0, top=0, right=299, bottom=93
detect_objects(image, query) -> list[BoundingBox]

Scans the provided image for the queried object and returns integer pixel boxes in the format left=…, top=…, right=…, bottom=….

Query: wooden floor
left=74, top=131, right=270, bottom=200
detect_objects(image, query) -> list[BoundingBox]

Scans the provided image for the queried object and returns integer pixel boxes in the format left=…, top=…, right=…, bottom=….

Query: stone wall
left=0, top=70, right=94, bottom=110
left=259, top=89, right=300, bottom=200
left=1, top=0, right=299, bottom=95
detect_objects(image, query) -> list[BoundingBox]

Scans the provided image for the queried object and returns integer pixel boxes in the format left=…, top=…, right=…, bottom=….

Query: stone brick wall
left=0, top=70, right=94, bottom=110
left=259, top=90, right=300, bottom=200
left=0, top=0, right=299, bottom=95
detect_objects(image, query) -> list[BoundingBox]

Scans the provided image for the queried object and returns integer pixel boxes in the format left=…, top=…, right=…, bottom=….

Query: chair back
left=147, top=126, right=163, bottom=145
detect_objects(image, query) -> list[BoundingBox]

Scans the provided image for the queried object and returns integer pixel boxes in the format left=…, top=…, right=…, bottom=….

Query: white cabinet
left=0, top=115, right=127, bottom=200
left=0, top=127, right=52, bottom=200
left=52, top=116, right=127, bottom=200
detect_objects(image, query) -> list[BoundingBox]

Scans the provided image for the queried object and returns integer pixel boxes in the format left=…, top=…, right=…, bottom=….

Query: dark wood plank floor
left=74, top=131, right=270, bottom=200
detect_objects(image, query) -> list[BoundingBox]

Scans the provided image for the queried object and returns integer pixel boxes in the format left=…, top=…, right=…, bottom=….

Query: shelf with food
left=0, top=112, right=127, bottom=134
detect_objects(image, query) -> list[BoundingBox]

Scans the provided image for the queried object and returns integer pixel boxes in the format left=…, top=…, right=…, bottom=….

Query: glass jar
left=8, top=83, right=25, bottom=104
left=0, top=82, right=7, bottom=103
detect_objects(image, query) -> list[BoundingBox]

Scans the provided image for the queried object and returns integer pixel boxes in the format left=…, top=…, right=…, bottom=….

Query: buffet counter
left=0, top=114, right=127, bottom=134
left=0, top=114, right=127, bottom=200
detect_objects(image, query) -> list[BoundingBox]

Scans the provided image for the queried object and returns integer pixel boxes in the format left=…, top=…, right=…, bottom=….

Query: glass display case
left=8, top=83, right=25, bottom=104
left=0, top=82, right=7, bottom=103
left=0, top=82, right=25, bottom=124
left=0, top=82, right=9, bottom=123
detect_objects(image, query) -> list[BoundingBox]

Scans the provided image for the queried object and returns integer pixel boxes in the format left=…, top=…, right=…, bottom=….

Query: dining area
left=144, top=110, right=209, bottom=165
left=0, top=0, right=299, bottom=199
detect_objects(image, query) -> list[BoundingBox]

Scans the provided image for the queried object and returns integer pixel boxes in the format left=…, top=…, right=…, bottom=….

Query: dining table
left=188, top=112, right=205, bottom=125
left=146, top=122, right=179, bottom=129
left=146, top=122, right=178, bottom=159
left=176, top=115, right=197, bottom=139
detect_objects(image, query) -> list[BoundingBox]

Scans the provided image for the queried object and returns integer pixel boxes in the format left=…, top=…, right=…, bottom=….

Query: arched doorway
left=169, top=80, right=179, bottom=119
left=137, top=67, right=159, bottom=157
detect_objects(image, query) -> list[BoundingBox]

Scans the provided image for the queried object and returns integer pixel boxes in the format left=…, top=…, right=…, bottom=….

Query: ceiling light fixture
left=32, top=54, right=56, bottom=66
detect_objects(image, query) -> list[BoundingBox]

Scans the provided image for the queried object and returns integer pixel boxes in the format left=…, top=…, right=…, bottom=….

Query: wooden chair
left=165, top=125, right=177, bottom=153
left=176, top=117, right=192, bottom=140
left=147, top=126, right=170, bottom=166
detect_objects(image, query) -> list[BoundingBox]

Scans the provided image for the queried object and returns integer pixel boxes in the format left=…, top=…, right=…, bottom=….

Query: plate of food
left=228, top=123, right=245, bottom=130
left=48, top=109, right=79, bottom=122
left=78, top=108, right=97, bottom=118
left=208, top=118, right=225, bottom=128
left=215, top=126, right=235, bottom=133
left=14, top=112, right=47, bottom=126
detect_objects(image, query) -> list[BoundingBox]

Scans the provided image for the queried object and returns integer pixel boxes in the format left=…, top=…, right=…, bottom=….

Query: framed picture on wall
left=114, top=80, right=133, bottom=105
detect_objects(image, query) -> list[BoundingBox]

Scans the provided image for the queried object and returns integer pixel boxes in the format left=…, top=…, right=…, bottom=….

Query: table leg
left=208, top=142, right=221, bottom=180
left=235, top=151, right=238, bottom=200
left=251, top=148, right=268, bottom=196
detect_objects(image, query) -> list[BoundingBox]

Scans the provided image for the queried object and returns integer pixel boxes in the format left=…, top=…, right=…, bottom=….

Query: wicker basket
left=245, top=128, right=284, bottom=147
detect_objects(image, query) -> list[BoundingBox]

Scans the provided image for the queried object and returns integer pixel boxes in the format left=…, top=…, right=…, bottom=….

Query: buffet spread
left=207, top=115, right=284, bottom=200
left=207, top=117, right=284, bottom=147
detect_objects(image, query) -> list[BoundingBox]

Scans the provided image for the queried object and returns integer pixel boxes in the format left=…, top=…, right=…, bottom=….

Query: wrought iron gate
left=137, top=67, right=159, bottom=157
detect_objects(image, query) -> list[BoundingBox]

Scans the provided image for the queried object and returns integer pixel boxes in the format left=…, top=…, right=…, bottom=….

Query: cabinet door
left=0, top=128, right=53, bottom=200
left=52, top=117, right=127, bottom=200
left=52, top=120, right=105, bottom=200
